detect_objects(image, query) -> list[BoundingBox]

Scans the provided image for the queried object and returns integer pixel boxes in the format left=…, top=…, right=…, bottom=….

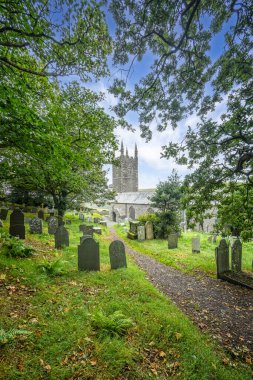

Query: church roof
left=115, top=190, right=155, bottom=205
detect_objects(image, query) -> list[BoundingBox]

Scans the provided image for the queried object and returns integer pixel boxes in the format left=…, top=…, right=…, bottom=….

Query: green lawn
left=115, top=225, right=253, bottom=278
left=0, top=214, right=252, bottom=379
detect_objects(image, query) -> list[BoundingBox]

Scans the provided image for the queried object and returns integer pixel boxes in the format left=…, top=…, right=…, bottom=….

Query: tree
left=149, top=171, right=182, bottom=237
left=0, top=0, right=111, bottom=78
left=109, top=0, right=253, bottom=205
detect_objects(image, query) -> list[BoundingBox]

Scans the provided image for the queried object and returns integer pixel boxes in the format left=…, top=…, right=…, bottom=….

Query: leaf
left=39, top=359, right=51, bottom=372
left=175, top=332, right=182, bottom=340
left=159, top=351, right=166, bottom=358
left=0, top=274, right=6, bottom=280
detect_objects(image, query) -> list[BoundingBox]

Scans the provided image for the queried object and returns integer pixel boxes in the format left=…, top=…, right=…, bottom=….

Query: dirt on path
left=110, top=228, right=253, bottom=361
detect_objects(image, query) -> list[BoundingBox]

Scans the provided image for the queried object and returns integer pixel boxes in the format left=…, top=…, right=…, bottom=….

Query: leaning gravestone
left=79, top=213, right=84, bottom=221
left=192, top=237, right=200, bottom=253
left=168, top=233, right=178, bottom=249
left=232, top=239, right=242, bottom=272
left=215, top=239, right=229, bottom=278
left=55, top=226, right=69, bottom=249
left=78, top=237, right=100, bottom=271
left=145, top=221, right=154, bottom=240
left=29, top=217, right=42, bottom=234
left=48, top=217, right=58, bottom=235
left=38, top=210, right=44, bottom=220
left=109, top=240, right=127, bottom=269
left=137, top=225, right=145, bottom=241
left=9, top=209, right=25, bottom=239
left=0, top=208, right=8, bottom=220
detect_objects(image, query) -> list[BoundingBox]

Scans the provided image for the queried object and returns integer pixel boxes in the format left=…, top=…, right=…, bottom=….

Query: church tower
left=112, top=142, right=138, bottom=193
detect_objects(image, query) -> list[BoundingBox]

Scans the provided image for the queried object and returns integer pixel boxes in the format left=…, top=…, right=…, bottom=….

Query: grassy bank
left=0, top=214, right=252, bottom=379
left=115, top=225, right=253, bottom=277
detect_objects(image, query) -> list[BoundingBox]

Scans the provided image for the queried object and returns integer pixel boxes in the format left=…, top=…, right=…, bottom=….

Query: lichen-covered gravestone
left=137, top=225, right=145, bottom=241
left=55, top=226, right=69, bottom=249
left=0, top=208, right=8, bottom=220
left=38, top=210, right=44, bottom=220
left=80, top=225, right=93, bottom=237
left=29, top=217, right=42, bottom=234
left=145, top=221, right=154, bottom=240
left=192, top=237, right=200, bottom=253
left=232, top=239, right=242, bottom=272
left=168, top=233, right=178, bottom=249
left=48, top=217, right=58, bottom=235
left=215, top=239, right=229, bottom=278
left=78, top=237, right=100, bottom=271
left=109, top=240, right=127, bottom=269
left=9, top=209, right=25, bottom=239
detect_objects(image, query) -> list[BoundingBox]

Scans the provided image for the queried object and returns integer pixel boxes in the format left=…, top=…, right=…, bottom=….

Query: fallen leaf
left=159, top=351, right=166, bottom=358
left=90, top=359, right=97, bottom=366
left=39, top=359, right=51, bottom=372
left=175, top=332, right=182, bottom=341
left=0, top=274, right=6, bottom=280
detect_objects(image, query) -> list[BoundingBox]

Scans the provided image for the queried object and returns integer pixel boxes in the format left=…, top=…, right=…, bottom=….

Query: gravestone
left=215, top=239, right=229, bottom=277
left=29, top=217, right=43, bottom=234
left=0, top=220, right=3, bottom=228
left=79, top=213, right=84, bottom=221
left=80, top=225, right=93, bottom=237
left=137, top=225, right=145, bottom=241
left=109, top=240, right=127, bottom=269
left=0, top=208, right=8, bottom=220
left=192, top=237, right=200, bottom=253
left=86, top=216, right=92, bottom=223
left=168, top=233, right=178, bottom=249
left=99, top=221, right=107, bottom=227
left=38, top=210, right=44, bottom=220
left=9, top=209, right=25, bottom=239
left=79, top=224, right=87, bottom=232
left=93, top=217, right=99, bottom=223
left=93, top=227, right=102, bottom=235
left=57, top=217, right=65, bottom=226
left=232, top=239, right=242, bottom=272
left=78, top=237, right=100, bottom=271
left=80, top=235, right=93, bottom=244
left=55, top=226, right=69, bottom=249
left=145, top=221, right=154, bottom=240
left=48, top=217, right=58, bottom=235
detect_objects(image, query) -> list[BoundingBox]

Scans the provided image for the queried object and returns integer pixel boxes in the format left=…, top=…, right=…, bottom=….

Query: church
left=110, top=142, right=155, bottom=221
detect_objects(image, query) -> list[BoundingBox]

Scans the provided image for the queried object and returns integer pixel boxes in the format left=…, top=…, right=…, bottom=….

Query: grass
left=115, top=225, right=253, bottom=278
left=0, top=213, right=252, bottom=379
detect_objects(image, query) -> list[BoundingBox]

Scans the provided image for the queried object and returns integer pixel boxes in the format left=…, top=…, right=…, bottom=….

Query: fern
left=91, top=310, right=134, bottom=338
left=38, top=259, right=67, bottom=276
left=0, top=328, right=31, bottom=346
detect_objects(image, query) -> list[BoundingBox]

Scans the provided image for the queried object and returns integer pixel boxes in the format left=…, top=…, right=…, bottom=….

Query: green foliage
left=0, top=328, right=31, bottom=346
left=92, top=213, right=102, bottom=220
left=154, top=211, right=180, bottom=239
left=38, top=259, right=68, bottom=277
left=0, top=235, right=34, bottom=258
left=138, top=213, right=160, bottom=224
left=90, top=310, right=134, bottom=338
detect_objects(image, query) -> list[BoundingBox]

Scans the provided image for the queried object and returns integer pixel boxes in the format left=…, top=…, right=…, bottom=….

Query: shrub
left=90, top=310, right=134, bottom=338
left=0, top=234, right=34, bottom=258
left=240, top=230, right=253, bottom=242
left=138, top=213, right=160, bottom=225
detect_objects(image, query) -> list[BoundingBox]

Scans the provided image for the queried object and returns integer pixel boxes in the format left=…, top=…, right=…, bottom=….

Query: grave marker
left=232, top=239, right=242, bottom=272
left=79, top=213, right=84, bottom=221
left=78, top=237, right=100, bottom=271
left=168, top=233, right=178, bottom=249
left=9, top=209, right=25, bottom=239
left=0, top=208, right=8, bottom=220
left=55, top=226, right=69, bottom=249
left=29, top=217, right=42, bottom=234
left=109, top=240, right=127, bottom=269
left=137, top=225, right=145, bottom=241
left=192, top=237, right=200, bottom=253
left=215, top=239, right=229, bottom=278
left=48, top=217, right=58, bottom=235
left=38, top=210, right=44, bottom=220
left=145, top=221, right=154, bottom=240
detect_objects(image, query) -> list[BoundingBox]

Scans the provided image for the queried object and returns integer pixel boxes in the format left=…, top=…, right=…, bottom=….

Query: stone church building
left=110, top=142, right=155, bottom=221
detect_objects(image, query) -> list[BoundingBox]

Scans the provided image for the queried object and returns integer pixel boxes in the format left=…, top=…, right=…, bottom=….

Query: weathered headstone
left=215, top=239, right=229, bottom=278
left=93, top=227, right=102, bottom=235
left=0, top=208, right=8, bottom=220
left=80, top=235, right=93, bottom=244
left=168, top=233, right=178, bottom=249
left=38, top=210, right=44, bottom=220
left=9, top=209, right=25, bottom=239
left=86, top=216, right=92, bottom=223
left=79, top=224, right=87, bottom=232
left=29, top=217, right=43, bottom=234
left=109, top=240, right=127, bottom=269
left=55, top=226, right=69, bottom=249
left=137, top=225, right=145, bottom=241
left=48, top=217, right=58, bottom=235
left=78, top=237, right=100, bottom=271
left=145, top=221, right=154, bottom=240
left=79, top=213, right=84, bottom=221
left=232, top=239, right=242, bottom=272
left=192, top=237, right=200, bottom=253
left=93, top=217, right=99, bottom=223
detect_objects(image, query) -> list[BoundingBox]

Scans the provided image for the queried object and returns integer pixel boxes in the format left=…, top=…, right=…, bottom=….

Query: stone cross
left=78, top=237, right=100, bottom=271
left=9, top=209, right=25, bottom=239
left=55, top=226, right=69, bottom=249
left=38, top=210, right=44, bottom=220
left=232, top=239, right=242, bottom=272
left=137, top=225, right=145, bottom=241
left=145, top=221, right=154, bottom=240
left=168, top=233, right=178, bottom=249
left=192, top=237, right=200, bottom=253
left=109, top=240, right=127, bottom=269
left=29, top=217, right=43, bottom=234
left=215, top=239, right=229, bottom=278
left=48, top=216, right=58, bottom=235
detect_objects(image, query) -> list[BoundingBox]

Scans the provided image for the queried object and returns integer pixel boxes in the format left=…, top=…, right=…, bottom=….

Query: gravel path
left=110, top=228, right=253, bottom=359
